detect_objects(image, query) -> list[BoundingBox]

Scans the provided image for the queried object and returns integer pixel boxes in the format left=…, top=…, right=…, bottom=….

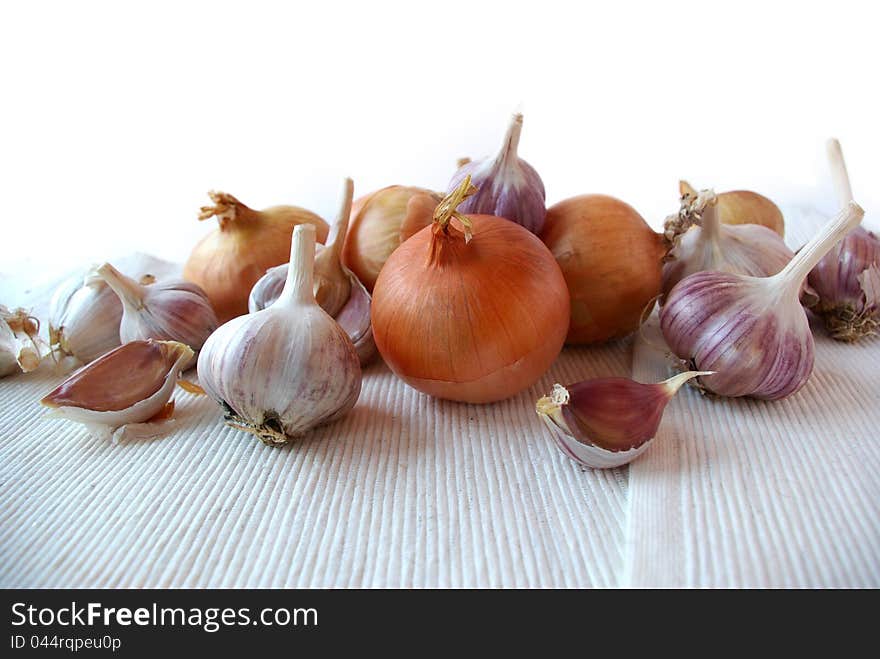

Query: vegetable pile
left=4, top=117, right=877, bottom=469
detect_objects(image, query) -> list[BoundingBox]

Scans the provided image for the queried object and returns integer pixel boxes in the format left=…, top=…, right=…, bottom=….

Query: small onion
left=371, top=177, right=570, bottom=404
left=183, top=191, right=329, bottom=322
left=541, top=194, right=667, bottom=345
left=679, top=180, right=785, bottom=237
left=341, top=186, right=441, bottom=292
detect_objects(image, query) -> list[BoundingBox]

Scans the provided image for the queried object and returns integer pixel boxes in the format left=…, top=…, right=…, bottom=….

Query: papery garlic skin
left=660, top=201, right=865, bottom=400
left=662, top=190, right=794, bottom=297
left=96, top=263, right=218, bottom=363
left=1, top=306, right=46, bottom=376
left=49, top=268, right=123, bottom=364
left=447, top=113, right=546, bottom=234
left=536, top=372, right=709, bottom=469
left=198, top=223, right=362, bottom=446
left=40, top=339, right=193, bottom=439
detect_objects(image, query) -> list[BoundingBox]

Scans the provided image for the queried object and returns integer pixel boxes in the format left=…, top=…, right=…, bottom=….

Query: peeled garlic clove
left=95, top=263, right=218, bottom=364
left=447, top=113, right=547, bottom=234
left=662, top=187, right=794, bottom=297
left=49, top=267, right=124, bottom=364
left=1, top=306, right=48, bottom=376
left=40, top=339, right=193, bottom=438
left=536, top=371, right=710, bottom=469
left=199, top=219, right=362, bottom=446
left=248, top=180, right=377, bottom=366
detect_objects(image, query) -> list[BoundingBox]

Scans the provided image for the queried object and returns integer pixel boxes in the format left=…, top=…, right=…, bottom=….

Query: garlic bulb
left=447, top=113, right=546, bottom=234
left=40, top=339, right=193, bottom=441
left=536, top=371, right=711, bottom=469
left=249, top=179, right=377, bottom=365
left=1, top=306, right=47, bottom=376
left=660, top=201, right=864, bottom=400
left=662, top=187, right=794, bottom=296
left=198, top=223, right=362, bottom=446
left=49, top=267, right=125, bottom=364
left=806, top=139, right=880, bottom=341
left=95, top=263, right=218, bottom=364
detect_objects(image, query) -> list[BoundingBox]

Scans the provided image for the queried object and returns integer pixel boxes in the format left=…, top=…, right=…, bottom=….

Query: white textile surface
left=1, top=207, right=878, bottom=588
left=625, top=208, right=880, bottom=587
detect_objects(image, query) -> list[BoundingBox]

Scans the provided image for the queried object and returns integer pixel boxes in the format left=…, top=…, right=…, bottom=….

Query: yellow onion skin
left=680, top=182, right=785, bottom=237
left=371, top=214, right=570, bottom=404
left=184, top=194, right=329, bottom=322
left=342, top=186, right=441, bottom=292
left=541, top=195, right=666, bottom=345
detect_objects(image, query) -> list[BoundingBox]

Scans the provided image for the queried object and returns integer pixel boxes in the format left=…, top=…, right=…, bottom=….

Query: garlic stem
left=96, top=263, right=145, bottom=311
left=496, top=113, right=523, bottom=168
left=323, top=178, right=354, bottom=263
left=827, top=139, right=854, bottom=206
left=773, top=201, right=864, bottom=298
left=661, top=370, right=715, bottom=395
left=699, top=200, right=722, bottom=241
left=277, top=224, right=317, bottom=307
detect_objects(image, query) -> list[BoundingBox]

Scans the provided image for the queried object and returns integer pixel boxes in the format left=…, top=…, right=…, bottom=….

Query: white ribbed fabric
left=0, top=334, right=630, bottom=588
left=624, top=207, right=880, bottom=587
left=3, top=206, right=878, bottom=587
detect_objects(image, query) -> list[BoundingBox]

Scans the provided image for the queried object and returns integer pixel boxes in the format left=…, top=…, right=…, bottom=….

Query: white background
left=1, top=0, right=878, bottom=284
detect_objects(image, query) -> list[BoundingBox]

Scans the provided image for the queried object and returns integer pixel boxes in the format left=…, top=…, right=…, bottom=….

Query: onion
left=183, top=191, right=329, bottom=322
left=680, top=180, right=785, bottom=237
left=371, top=177, right=570, bottom=404
left=341, top=186, right=441, bottom=292
left=540, top=194, right=666, bottom=345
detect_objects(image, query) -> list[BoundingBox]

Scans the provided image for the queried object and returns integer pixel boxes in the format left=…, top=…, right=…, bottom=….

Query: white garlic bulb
left=248, top=179, right=377, bottom=365
left=95, top=263, right=218, bottom=366
left=198, top=222, right=362, bottom=446
left=49, top=268, right=125, bottom=364
left=40, top=339, right=193, bottom=441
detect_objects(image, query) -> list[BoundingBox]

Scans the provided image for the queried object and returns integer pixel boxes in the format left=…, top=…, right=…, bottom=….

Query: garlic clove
left=2, top=306, right=48, bottom=376
left=536, top=371, right=711, bottom=469
left=334, top=272, right=377, bottom=365
left=40, top=339, right=193, bottom=437
left=49, top=267, right=124, bottom=365
left=95, top=262, right=218, bottom=365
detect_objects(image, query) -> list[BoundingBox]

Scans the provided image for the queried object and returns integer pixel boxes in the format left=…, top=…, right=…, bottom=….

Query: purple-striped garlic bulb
left=447, top=113, right=546, bottom=234
left=660, top=201, right=864, bottom=400
left=198, top=222, right=362, bottom=446
left=806, top=139, right=880, bottom=341
left=662, top=187, right=794, bottom=297
left=536, top=371, right=710, bottom=469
